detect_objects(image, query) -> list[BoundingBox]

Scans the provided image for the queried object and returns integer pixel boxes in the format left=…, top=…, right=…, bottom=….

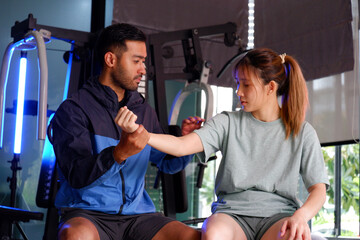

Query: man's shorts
left=223, top=212, right=292, bottom=240
left=59, top=208, right=174, bottom=240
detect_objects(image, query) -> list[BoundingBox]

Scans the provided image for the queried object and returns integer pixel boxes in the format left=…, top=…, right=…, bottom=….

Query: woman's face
left=235, top=68, right=269, bottom=113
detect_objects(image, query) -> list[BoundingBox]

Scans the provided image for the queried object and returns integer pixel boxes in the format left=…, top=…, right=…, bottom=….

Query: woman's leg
left=260, top=217, right=288, bottom=240
left=260, top=217, right=312, bottom=240
left=201, top=213, right=247, bottom=240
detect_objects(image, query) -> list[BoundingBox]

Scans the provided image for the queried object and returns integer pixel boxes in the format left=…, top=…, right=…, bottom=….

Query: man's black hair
left=95, top=23, right=146, bottom=68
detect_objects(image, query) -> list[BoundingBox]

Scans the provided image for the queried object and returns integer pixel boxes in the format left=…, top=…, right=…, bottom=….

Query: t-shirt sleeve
left=194, top=112, right=229, bottom=161
left=300, top=122, right=330, bottom=189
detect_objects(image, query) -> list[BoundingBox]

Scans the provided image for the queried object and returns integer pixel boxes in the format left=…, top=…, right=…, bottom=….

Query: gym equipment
left=147, top=22, right=237, bottom=219
left=0, top=19, right=50, bottom=240
left=0, top=13, right=94, bottom=240
left=0, top=13, right=239, bottom=238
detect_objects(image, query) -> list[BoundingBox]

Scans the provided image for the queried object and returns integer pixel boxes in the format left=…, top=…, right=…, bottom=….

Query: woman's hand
left=115, top=106, right=139, bottom=133
left=181, top=116, right=204, bottom=136
left=280, top=212, right=311, bottom=240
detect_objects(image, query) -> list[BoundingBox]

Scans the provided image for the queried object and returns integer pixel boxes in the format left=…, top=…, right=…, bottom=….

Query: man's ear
left=104, top=52, right=116, bottom=68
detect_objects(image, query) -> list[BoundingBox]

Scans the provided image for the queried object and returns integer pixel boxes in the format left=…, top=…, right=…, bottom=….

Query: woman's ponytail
left=279, top=55, right=308, bottom=139
left=234, top=48, right=308, bottom=139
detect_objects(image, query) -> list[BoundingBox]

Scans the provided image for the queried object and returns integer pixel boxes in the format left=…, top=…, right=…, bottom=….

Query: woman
left=117, top=48, right=329, bottom=240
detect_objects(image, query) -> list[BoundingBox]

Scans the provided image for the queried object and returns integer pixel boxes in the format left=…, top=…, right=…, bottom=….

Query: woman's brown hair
left=234, top=48, right=308, bottom=139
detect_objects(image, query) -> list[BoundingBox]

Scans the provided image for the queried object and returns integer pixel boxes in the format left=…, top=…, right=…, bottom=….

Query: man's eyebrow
left=132, top=55, right=146, bottom=59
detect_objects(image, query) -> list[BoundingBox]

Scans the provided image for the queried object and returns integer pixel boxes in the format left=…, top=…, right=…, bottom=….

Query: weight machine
left=0, top=13, right=239, bottom=238
left=0, top=13, right=95, bottom=240
left=147, top=22, right=238, bottom=219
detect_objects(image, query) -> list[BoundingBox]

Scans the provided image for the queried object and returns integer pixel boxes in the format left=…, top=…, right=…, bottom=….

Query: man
left=51, top=23, right=201, bottom=240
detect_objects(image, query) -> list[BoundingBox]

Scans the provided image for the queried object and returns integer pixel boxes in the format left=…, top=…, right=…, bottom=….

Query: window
left=312, top=143, right=359, bottom=238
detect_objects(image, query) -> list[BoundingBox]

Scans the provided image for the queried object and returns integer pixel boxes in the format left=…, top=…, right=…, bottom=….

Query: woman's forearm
left=293, top=183, right=327, bottom=221
left=148, top=132, right=204, bottom=157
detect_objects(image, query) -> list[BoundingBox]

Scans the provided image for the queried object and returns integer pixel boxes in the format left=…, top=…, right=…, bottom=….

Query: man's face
left=111, top=40, right=147, bottom=91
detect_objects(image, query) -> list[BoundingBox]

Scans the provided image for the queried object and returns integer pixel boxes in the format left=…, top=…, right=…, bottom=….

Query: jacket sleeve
left=52, top=100, right=117, bottom=189
left=149, top=148, right=194, bottom=174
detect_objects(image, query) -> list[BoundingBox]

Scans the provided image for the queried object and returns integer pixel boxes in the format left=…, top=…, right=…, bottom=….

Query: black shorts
left=223, top=212, right=292, bottom=240
left=59, top=208, right=174, bottom=240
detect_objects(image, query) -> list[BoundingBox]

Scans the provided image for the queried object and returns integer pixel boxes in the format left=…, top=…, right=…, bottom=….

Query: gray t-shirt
left=194, top=110, right=329, bottom=217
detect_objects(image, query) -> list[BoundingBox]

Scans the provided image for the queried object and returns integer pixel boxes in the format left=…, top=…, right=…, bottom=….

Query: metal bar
left=91, top=0, right=105, bottom=33
left=28, top=30, right=48, bottom=140
left=190, top=28, right=204, bottom=76
left=334, top=145, right=342, bottom=236
left=36, top=24, right=91, bottom=43
left=15, top=222, right=28, bottom=240
left=11, top=14, right=91, bottom=44
left=0, top=42, right=15, bottom=148
left=151, top=43, right=169, bottom=133
left=149, top=22, right=236, bottom=44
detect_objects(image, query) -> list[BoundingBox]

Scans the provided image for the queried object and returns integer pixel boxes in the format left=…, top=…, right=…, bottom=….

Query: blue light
left=41, top=113, right=56, bottom=164
left=63, top=44, right=74, bottom=100
left=14, top=52, right=27, bottom=154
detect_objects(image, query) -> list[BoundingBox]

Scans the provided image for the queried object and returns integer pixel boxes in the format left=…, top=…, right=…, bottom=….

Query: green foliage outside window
left=323, top=144, right=359, bottom=212
left=313, top=144, right=359, bottom=236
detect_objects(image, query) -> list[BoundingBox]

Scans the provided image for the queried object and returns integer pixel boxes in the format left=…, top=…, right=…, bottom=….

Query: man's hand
left=181, top=116, right=204, bottom=136
left=115, top=106, right=139, bottom=133
left=113, top=124, right=150, bottom=164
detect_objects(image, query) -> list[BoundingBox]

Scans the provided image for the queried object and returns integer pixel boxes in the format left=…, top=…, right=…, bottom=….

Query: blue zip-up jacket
left=52, top=77, right=192, bottom=214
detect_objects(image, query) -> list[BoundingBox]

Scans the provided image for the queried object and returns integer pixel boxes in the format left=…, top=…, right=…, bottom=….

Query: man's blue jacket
left=52, top=77, right=192, bottom=214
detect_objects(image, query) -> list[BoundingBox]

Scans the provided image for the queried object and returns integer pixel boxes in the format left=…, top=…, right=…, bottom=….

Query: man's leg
left=152, top=220, right=201, bottom=240
left=201, top=213, right=247, bottom=240
left=58, top=217, right=100, bottom=240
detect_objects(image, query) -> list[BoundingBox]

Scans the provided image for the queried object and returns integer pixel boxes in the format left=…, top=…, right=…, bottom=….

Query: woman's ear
left=268, top=80, right=278, bottom=95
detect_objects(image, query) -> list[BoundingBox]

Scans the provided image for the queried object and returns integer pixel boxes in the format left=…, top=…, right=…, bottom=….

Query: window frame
left=318, top=141, right=360, bottom=239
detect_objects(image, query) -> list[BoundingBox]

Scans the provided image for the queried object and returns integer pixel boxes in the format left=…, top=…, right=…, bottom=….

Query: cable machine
left=0, top=10, right=238, bottom=238
left=0, top=13, right=95, bottom=240
left=147, top=22, right=238, bottom=219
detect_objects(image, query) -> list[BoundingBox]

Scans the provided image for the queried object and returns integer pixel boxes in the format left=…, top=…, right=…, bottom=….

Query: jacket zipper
left=118, top=169, right=126, bottom=214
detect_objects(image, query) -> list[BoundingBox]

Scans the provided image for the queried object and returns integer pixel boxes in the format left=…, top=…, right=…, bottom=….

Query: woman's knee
left=201, top=225, right=238, bottom=240
left=201, top=214, right=245, bottom=240
left=202, top=227, right=225, bottom=240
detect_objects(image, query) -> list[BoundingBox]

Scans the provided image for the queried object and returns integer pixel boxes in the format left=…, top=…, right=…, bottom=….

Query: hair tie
left=283, top=62, right=291, bottom=82
left=279, top=53, right=286, bottom=64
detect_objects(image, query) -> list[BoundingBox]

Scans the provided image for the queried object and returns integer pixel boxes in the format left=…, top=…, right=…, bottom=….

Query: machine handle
left=28, top=30, right=48, bottom=140
left=196, top=155, right=217, bottom=188
left=0, top=42, right=16, bottom=148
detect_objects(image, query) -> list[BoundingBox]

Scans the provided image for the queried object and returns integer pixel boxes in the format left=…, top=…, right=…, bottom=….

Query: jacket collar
left=83, top=76, right=145, bottom=112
